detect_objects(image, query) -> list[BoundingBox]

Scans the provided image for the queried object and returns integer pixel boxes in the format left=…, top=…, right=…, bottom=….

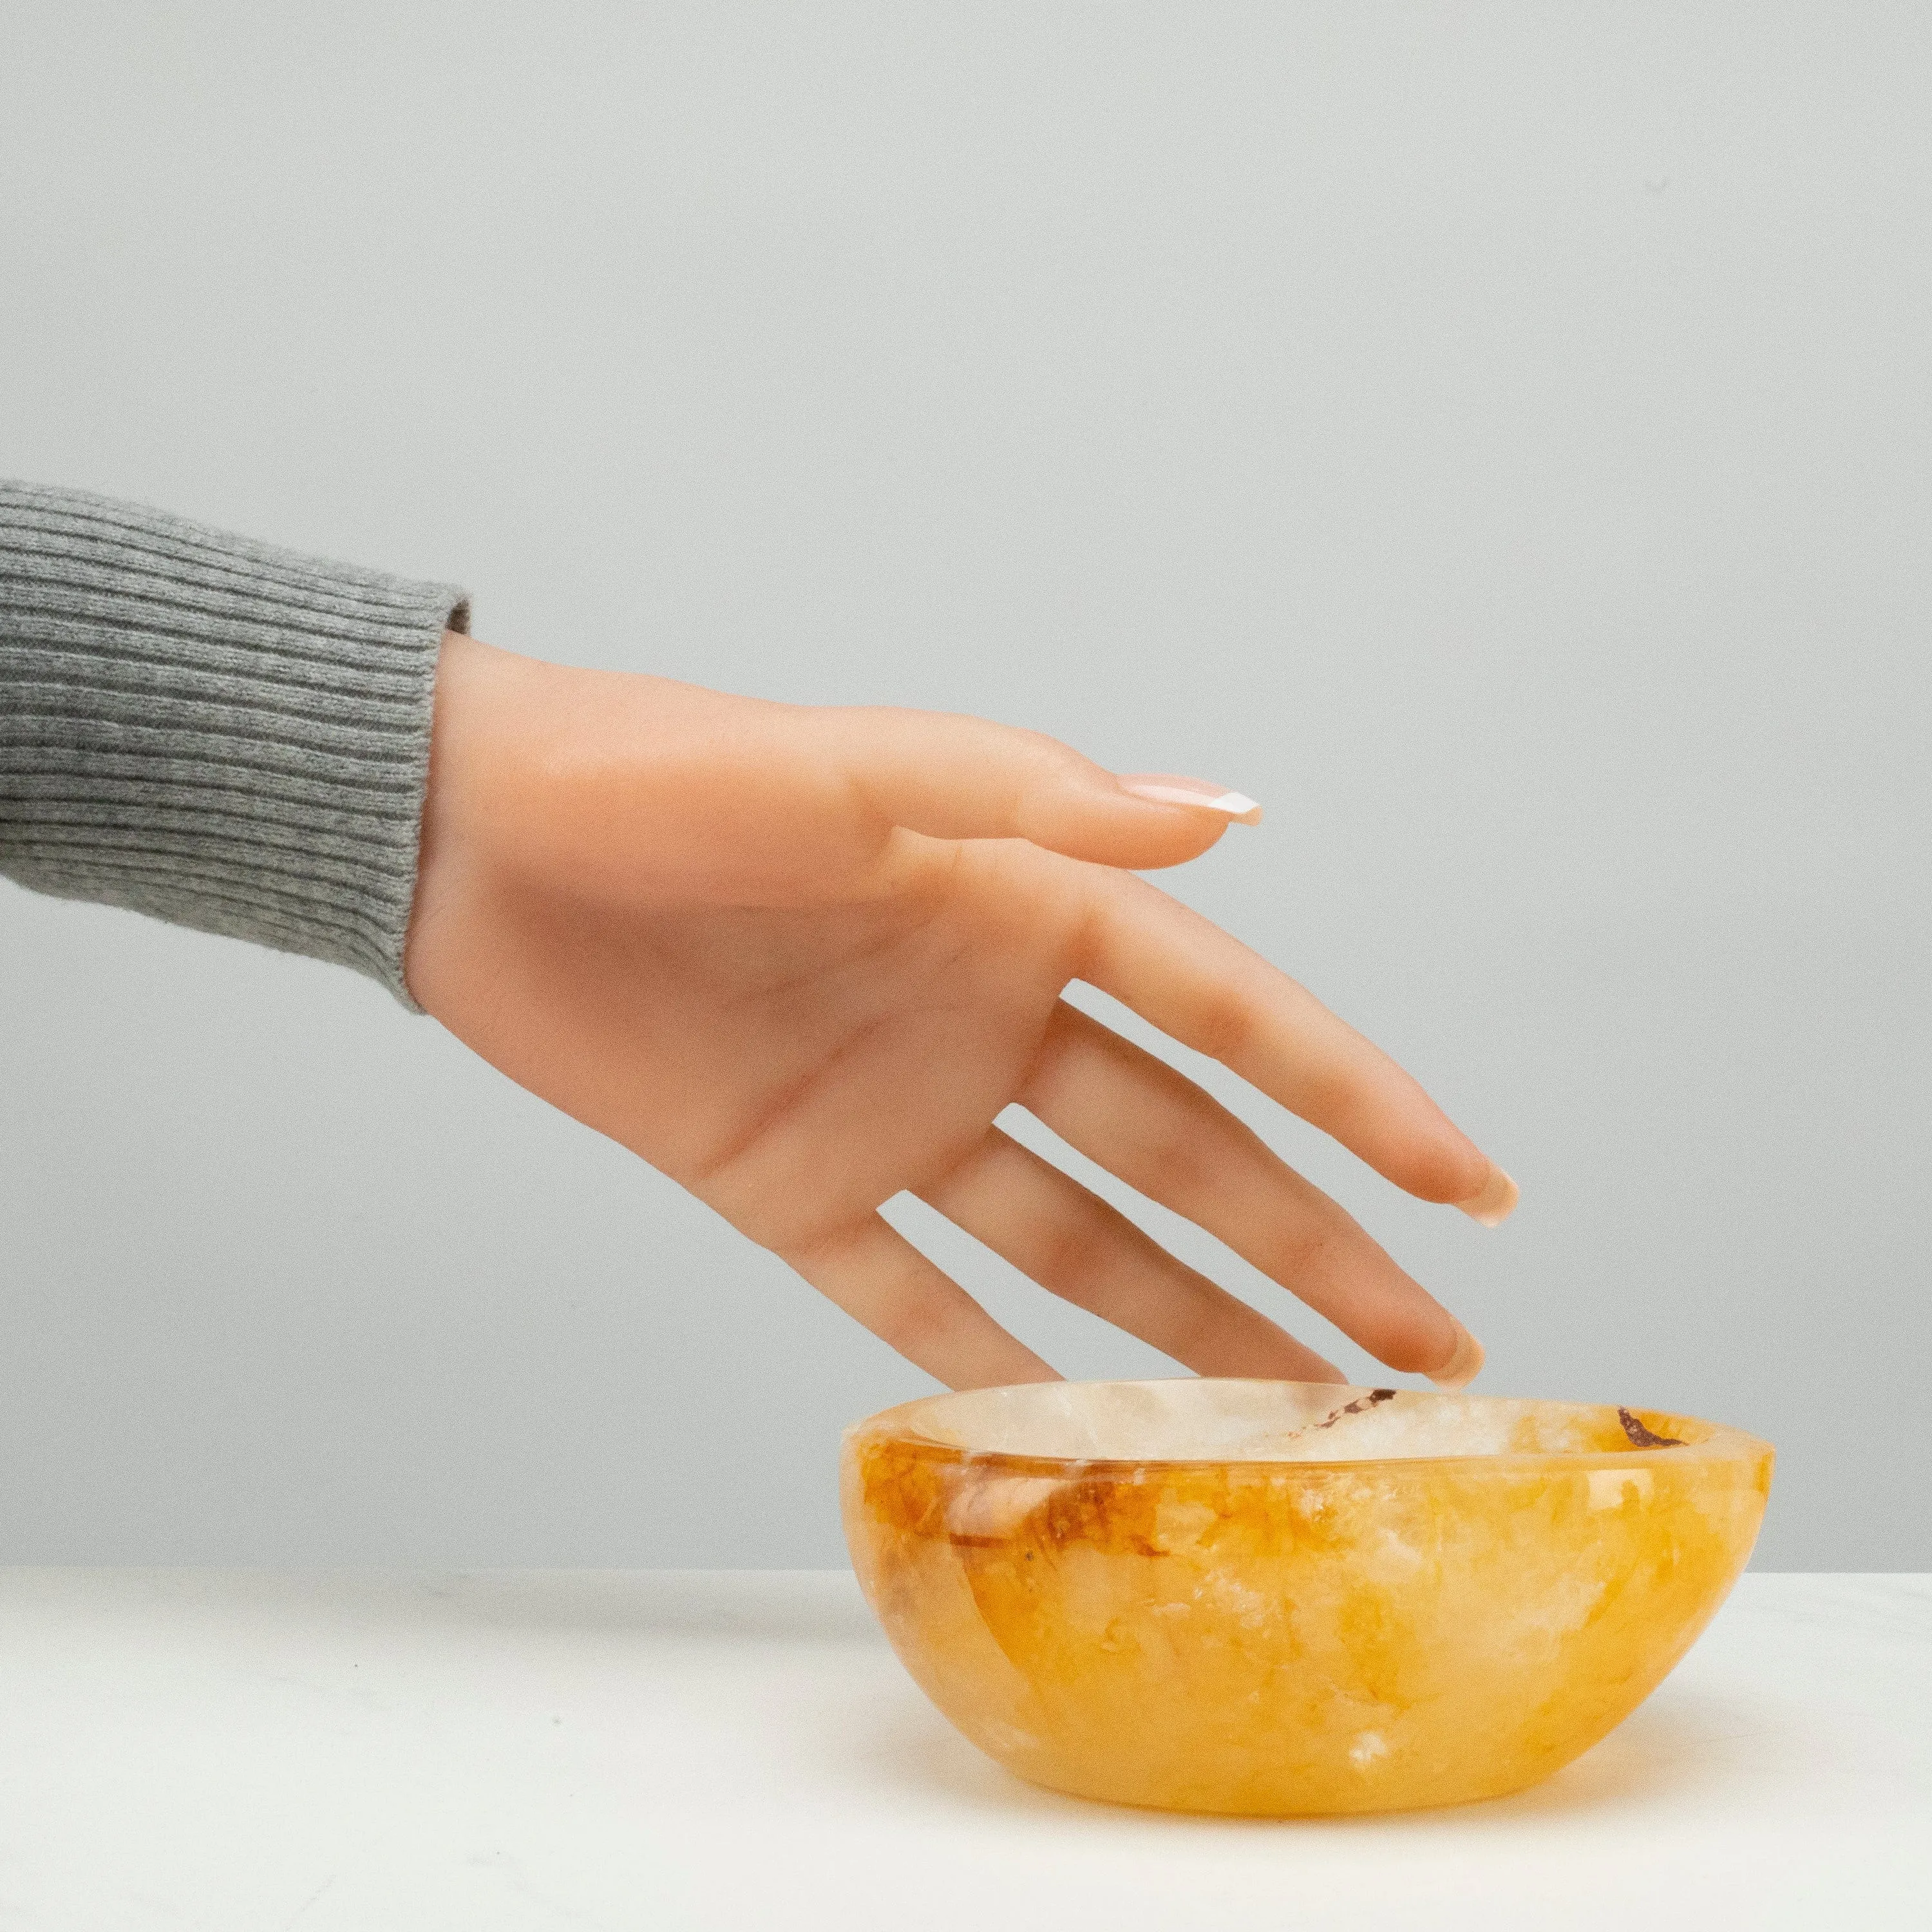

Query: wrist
left=405, top=631, right=542, bottom=1004
left=404, top=638, right=786, bottom=1003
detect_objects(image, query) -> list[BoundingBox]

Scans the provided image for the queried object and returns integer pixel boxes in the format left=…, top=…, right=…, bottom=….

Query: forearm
left=0, top=480, right=468, bottom=1003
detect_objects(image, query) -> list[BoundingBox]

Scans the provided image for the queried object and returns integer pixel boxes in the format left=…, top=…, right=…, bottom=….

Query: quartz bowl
left=842, top=1378, right=1772, bottom=1815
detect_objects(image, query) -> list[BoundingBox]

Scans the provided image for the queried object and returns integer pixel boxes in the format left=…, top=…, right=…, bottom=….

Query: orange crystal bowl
left=842, top=1378, right=1772, bottom=1815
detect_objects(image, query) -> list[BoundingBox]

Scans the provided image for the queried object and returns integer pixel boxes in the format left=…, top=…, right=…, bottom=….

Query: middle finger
left=1018, top=1002, right=1480, bottom=1381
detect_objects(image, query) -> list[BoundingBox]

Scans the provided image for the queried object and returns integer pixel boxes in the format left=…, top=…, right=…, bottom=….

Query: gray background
left=1, top=3, right=1925, bottom=1570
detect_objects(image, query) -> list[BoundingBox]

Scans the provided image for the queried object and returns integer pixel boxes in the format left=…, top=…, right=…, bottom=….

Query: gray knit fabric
left=0, top=481, right=469, bottom=1007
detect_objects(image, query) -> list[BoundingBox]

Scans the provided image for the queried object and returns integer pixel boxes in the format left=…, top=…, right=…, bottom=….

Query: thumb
left=829, top=706, right=1262, bottom=869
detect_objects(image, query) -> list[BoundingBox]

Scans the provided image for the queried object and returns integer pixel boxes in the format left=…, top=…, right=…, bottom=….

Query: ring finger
left=918, top=1126, right=1345, bottom=1383
left=1018, top=1003, right=1481, bottom=1382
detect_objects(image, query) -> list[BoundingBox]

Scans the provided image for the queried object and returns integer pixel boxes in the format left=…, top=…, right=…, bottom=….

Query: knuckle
left=1293, top=1063, right=1367, bottom=1133
left=1023, top=728, right=1092, bottom=781
left=1153, top=1278, right=1236, bottom=1361
left=1257, top=1219, right=1346, bottom=1294
left=871, top=1290, right=947, bottom=1360
left=1028, top=1199, right=1126, bottom=1309
left=1126, top=1123, right=1217, bottom=1206
left=1185, top=990, right=1255, bottom=1065
left=1124, top=1088, right=1262, bottom=1207
left=767, top=1211, right=854, bottom=1267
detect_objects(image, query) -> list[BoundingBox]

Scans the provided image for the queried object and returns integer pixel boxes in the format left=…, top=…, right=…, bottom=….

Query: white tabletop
left=1, top=1569, right=1925, bottom=1930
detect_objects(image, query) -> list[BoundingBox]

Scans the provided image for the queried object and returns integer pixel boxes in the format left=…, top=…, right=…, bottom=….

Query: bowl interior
left=869, top=1378, right=1757, bottom=1466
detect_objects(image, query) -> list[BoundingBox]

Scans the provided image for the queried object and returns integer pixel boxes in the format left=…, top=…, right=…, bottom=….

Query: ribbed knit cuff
left=0, top=481, right=469, bottom=1007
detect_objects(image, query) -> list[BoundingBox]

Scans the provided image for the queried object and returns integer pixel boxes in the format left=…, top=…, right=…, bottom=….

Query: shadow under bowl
left=841, top=1379, right=1772, bottom=1816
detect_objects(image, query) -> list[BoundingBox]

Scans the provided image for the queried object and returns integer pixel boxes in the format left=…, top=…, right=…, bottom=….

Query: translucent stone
left=842, top=1379, right=1772, bottom=1815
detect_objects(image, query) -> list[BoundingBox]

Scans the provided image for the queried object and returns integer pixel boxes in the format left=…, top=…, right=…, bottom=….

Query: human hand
left=404, top=634, right=1515, bottom=1391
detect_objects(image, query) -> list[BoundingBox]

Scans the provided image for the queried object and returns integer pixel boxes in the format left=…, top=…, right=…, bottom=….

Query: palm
left=435, top=834, right=1079, bottom=1249
left=603, top=840, right=1083, bottom=1247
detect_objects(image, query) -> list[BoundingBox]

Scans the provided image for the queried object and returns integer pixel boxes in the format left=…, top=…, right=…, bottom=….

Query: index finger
left=1075, top=872, right=1517, bottom=1219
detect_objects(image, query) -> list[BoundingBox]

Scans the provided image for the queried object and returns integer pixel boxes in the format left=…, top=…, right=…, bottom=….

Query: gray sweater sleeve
left=0, top=481, right=469, bottom=1007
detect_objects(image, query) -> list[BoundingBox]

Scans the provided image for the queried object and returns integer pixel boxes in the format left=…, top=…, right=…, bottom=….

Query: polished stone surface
left=844, top=1379, right=1772, bottom=1814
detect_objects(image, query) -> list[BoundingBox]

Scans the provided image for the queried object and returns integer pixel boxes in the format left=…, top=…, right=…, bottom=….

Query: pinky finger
left=784, top=1214, right=1060, bottom=1390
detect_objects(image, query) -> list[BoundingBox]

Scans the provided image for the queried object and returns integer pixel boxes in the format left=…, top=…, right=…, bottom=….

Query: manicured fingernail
left=1457, top=1165, right=1519, bottom=1228
left=1428, top=1321, right=1485, bottom=1390
left=1117, top=774, right=1262, bottom=825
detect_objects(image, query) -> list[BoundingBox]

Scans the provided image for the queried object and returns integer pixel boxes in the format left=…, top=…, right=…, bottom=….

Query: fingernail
left=1428, top=1321, right=1485, bottom=1390
left=1117, top=773, right=1262, bottom=825
left=1457, top=1165, right=1519, bottom=1228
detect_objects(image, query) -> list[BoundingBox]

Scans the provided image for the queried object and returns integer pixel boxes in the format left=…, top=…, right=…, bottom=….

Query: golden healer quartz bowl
left=842, top=1379, right=1772, bottom=1816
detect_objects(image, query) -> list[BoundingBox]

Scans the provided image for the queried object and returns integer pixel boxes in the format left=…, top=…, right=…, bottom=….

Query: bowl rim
left=843, top=1377, right=1775, bottom=1474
